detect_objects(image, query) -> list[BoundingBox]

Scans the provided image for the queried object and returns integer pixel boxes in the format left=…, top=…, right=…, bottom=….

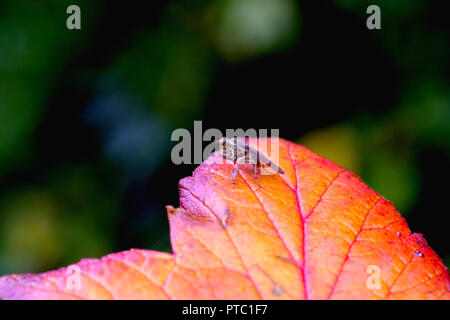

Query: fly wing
left=244, top=141, right=285, bottom=175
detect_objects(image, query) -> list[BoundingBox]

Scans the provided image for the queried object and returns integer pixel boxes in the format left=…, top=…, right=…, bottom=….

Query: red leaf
left=1, top=138, right=449, bottom=299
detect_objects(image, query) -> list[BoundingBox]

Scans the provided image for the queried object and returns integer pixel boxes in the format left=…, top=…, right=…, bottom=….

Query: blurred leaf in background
left=333, top=0, right=449, bottom=75
left=300, top=125, right=361, bottom=174
left=207, top=0, right=300, bottom=61
left=109, top=10, right=214, bottom=128
left=0, top=0, right=98, bottom=177
left=0, top=164, right=119, bottom=274
left=396, top=82, right=450, bottom=151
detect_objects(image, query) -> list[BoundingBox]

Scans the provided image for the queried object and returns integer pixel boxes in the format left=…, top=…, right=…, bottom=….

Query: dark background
left=0, top=0, right=449, bottom=274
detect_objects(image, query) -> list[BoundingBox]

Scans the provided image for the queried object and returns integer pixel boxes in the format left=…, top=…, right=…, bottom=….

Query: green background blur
left=0, top=0, right=449, bottom=275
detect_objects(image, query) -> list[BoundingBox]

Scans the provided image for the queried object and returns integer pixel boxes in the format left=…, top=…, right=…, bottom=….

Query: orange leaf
left=1, top=138, right=449, bottom=299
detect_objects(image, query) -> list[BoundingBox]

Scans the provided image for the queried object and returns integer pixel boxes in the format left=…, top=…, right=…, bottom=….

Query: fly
left=218, top=137, right=285, bottom=188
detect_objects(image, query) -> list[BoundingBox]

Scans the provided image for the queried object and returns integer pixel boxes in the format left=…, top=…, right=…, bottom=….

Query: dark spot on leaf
left=276, top=255, right=295, bottom=265
left=272, top=283, right=285, bottom=296
left=219, top=208, right=231, bottom=228
left=414, top=250, right=424, bottom=257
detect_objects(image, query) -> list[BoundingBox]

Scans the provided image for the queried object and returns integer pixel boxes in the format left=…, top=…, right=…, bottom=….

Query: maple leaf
left=0, top=139, right=449, bottom=299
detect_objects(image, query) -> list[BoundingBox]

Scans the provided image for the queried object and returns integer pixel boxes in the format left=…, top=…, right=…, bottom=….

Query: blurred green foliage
left=112, top=21, right=213, bottom=127
left=0, top=0, right=97, bottom=176
left=208, top=0, right=300, bottom=60
left=0, top=164, right=119, bottom=273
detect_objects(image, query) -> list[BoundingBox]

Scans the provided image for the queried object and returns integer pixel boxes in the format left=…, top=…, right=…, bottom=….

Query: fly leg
left=231, top=167, right=239, bottom=184
left=231, top=162, right=239, bottom=185
left=230, top=150, right=240, bottom=185
left=253, top=161, right=263, bottom=189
